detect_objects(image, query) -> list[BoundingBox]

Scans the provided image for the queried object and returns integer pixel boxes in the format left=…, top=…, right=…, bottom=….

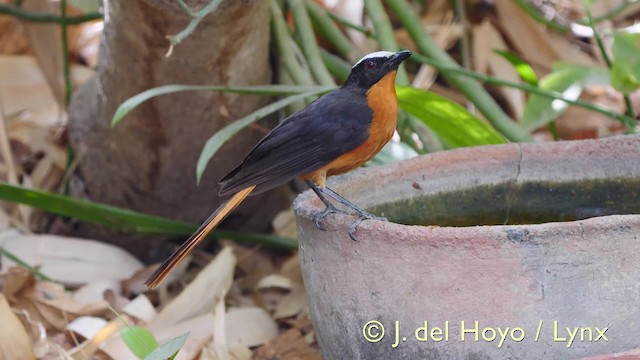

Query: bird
left=145, top=50, right=412, bottom=289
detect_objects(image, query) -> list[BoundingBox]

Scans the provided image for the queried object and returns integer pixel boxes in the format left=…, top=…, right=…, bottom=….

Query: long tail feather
left=145, top=185, right=256, bottom=289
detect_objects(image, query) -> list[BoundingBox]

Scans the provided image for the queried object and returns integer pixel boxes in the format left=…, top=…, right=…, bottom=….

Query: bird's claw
left=348, top=212, right=387, bottom=241
left=313, top=206, right=347, bottom=231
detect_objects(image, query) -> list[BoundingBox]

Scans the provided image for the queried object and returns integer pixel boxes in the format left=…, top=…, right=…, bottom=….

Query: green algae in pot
left=294, top=135, right=640, bottom=360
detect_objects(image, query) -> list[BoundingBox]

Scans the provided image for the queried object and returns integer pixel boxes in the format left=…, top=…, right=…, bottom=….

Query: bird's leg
left=323, top=187, right=387, bottom=220
left=322, top=186, right=387, bottom=240
left=306, top=180, right=348, bottom=230
left=307, top=180, right=386, bottom=240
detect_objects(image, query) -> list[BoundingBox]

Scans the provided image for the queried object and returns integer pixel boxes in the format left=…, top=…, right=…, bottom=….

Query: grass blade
left=111, top=85, right=331, bottom=127
left=196, top=88, right=334, bottom=182
left=288, top=0, right=335, bottom=85
left=0, top=183, right=297, bottom=250
left=0, top=246, right=52, bottom=281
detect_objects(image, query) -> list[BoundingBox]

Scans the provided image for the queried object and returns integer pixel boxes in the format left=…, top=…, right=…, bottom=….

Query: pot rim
left=294, top=135, right=640, bottom=239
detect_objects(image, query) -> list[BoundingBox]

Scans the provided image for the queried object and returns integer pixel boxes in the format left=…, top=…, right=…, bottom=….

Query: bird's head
left=343, top=50, right=412, bottom=90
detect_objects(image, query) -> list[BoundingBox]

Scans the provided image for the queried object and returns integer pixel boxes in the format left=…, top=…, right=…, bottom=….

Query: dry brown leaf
left=72, top=279, right=121, bottom=304
left=556, top=85, right=623, bottom=139
left=29, top=156, right=65, bottom=192
left=120, top=265, right=159, bottom=297
left=0, top=55, right=59, bottom=127
left=70, top=64, right=95, bottom=89
left=121, top=295, right=157, bottom=324
left=590, top=0, right=640, bottom=20
left=71, top=21, right=103, bottom=68
left=272, top=208, right=297, bottom=238
left=225, top=307, right=278, bottom=348
left=283, top=317, right=315, bottom=336
left=150, top=247, right=236, bottom=328
left=257, top=274, right=292, bottom=291
left=253, top=329, right=321, bottom=360
left=228, top=343, right=252, bottom=360
left=0, top=293, right=35, bottom=360
left=0, top=14, right=31, bottom=55
left=473, top=19, right=525, bottom=118
left=273, top=284, right=307, bottom=320
left=2, top=267, right=109, bottom=330
left=0, top=207, right=12, bottom=231
left=69, top=316, right=126, bottom=360
left=226, top=241, right=275, bottom=296
left=411, top=19, right=461, bottom=89
left=495, top=0, right=596, bottom=70
left=205, top=298, right=231, bottom=360
left=0, top=100, right=19, bottom=189
left=255, top=274, right=292, bottom=313
left=20, top=0, right=66, bottom=107
left=0, top=233, right=143, bottom=285
left=1, top=265, right=34, bottom=300
left=66, top=316, right=108, bottom=340
left=274, top=254, right=308, bottom=320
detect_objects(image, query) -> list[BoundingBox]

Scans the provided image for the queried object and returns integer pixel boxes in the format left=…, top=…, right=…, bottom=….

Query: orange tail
left=145, top=185, right=256, bottom=289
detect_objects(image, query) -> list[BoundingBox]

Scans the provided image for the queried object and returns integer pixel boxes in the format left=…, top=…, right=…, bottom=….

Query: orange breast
left=307, top=70, right=399, bottom=185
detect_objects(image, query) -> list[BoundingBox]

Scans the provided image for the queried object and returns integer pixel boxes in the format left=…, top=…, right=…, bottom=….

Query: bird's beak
left=386, top=50, right=412, bottom=68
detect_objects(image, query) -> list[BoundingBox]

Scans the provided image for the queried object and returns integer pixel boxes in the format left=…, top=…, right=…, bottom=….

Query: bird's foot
left=313, top=205, right=348, bottom=231
left=348, top=211, right=387, bottom=241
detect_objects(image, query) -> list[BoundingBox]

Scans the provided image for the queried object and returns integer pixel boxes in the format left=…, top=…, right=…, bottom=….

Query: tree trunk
left=67, top=0, right=290, bottom=260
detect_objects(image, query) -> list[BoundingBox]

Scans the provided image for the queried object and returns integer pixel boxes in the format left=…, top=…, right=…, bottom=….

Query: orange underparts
left=304, top=70, right=399, bottom=187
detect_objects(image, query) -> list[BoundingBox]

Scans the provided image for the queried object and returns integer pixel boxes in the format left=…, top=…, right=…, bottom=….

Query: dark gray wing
left=218, top=89, right=372, bottom=195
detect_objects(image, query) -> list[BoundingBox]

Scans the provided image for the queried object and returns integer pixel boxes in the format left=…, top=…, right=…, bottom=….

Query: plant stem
left=412, top=53, right=636, bottom=127
left=386, top=0, right=532, bottom=142
left=165, top=0, right=223, bottom=55
left=326, top=11, right=373, bottom=37
left=0, top=3, right=102, bottom=24
left=588, top=0, right=639, bottom=24
left=321, top=49, right=351, bottom=82
left=453, top=0, right=474, bottom=113
left=306, top=0, right=360, bottom=62
left=271, top=1, right=315, bottom=86
left=175, top=0, right=196, bottom=18
left=363, top=0, right=409, bottom=85
left=60, top=0, right=71, bottom=107
left=288, top=0, right=335, bottom=85
left=585, top=5, right=636, bottom=131
left=511, top=0, right=570, bottom=32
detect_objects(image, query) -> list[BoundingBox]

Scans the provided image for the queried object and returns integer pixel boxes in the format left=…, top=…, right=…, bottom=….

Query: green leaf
left=493, top=50, right=538, bottom=86
left=612, top=32, right=640, bottom=61
left=196, top=88, right=333, bottom=182
left=611, top=32, right=640, bottom=94
left=121, top=327, right=159, bottom=359
left=520, top=65, right=610, bottom=131
left=144, top=332, right=190, bottom=360
left=396, top=86, right=507, bottom=148
left=611, top=60, right=640, bottom=94
left=111, top=85, right=335, bottom=127
left=68, top=0, right=101, bottom=12
left=0, top=183, right=297, bottom=250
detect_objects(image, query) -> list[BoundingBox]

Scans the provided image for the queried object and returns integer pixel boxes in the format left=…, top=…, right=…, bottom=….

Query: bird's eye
left=365, top=60, right=376, bottom=70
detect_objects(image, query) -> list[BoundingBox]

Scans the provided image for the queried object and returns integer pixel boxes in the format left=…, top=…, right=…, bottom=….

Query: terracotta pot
left=294, top=135, right=640, bottom=359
